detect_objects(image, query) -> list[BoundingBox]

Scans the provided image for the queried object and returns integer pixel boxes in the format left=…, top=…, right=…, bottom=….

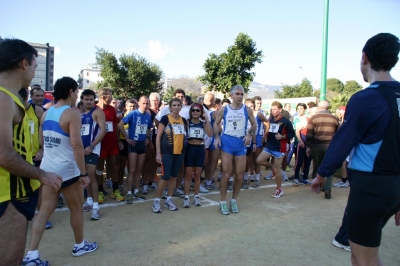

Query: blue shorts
left=209, top=136, right=216, bottom=151
left=184, top=144, right=205, bottom=167
left=220, top=134, right=246, bottom=156
left=162, top=153, right=185, bottom=181
left=85, top=153, right=99, bottom=165
left=128, top=140, right=147, bottom=155
left=263, top=147, right=285, bottom=159
left=0, top=189, right=39, bottom=221
left=256, top=135, right=263, bottom=148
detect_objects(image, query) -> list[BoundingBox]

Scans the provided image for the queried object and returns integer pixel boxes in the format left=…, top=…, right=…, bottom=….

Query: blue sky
left=2, top=0, right=400, bottom=89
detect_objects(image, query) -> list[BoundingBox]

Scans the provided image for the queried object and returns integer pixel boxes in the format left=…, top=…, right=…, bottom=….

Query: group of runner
left=0, top=33, right=399, bottom=266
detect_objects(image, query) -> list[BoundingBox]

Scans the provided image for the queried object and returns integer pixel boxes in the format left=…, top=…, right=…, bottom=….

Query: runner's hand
left=311, top=174, right=326, bottom=194
left=40, top=172, right=63, bottom=192
left=84, top=146, right=93, bottom=155
left=156, top=153, right=162, bottom=164
left=306, top=147, right=311, bottom=157
left=298, top=140, right=305, bottom=148
left=126, top=138, right=136, bottom=146
left=33, top=148, right=44, bottom=161
left=214, top=138, right=221, bottom=150
left=80, top=176, right=90, bottom=188
left=243, top=135, right=252, bottom=146
left=118, top=140, right=124, bottom=150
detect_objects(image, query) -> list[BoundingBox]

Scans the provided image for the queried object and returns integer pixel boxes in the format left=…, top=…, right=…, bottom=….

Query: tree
left=328, top=94, right=349, bottom=114
left=95, top=48, right=164, bottom=99
left=162, top=87, right=175, bottom=103
left=327, top=78, right=344, bottom=93
left=198, top=32, right=263, bottom=96
left=168, top=75, right=203, bottom=98
left=344, top=80, right=362, bottom=96
left=274, top=78, right=314, bottom=98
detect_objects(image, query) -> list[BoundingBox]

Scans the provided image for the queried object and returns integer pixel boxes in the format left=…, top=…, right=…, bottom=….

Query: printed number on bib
left=226, top=119, right=244, bottom=132
left=135, top=124, right=147, bottom=135
left=172, top=124, right=185, bottom=135
left=189, top=127, right=204, bottom=138
left=106, top=122, right=113, bottom=132
left=81, top=124, right=90, bottom=136
left=29, top=121, right=35, bottom=135
left=269, top=123, right=279, bottom=133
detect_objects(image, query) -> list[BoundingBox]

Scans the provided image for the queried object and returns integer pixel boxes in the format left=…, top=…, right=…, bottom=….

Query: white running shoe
left=333, top=181, right=344, bottom=187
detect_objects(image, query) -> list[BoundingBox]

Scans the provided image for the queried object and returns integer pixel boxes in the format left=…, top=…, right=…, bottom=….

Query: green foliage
left=198, top=32, right=263, bottom=96
left=274, top=78, right=314, bottom=98
left=95, top=48, right=164, bottom=99
left=344, top=80, right=363, bottom=96
left=327, top=78, right=344, bottom=93
left=328, top=94, right=349, bottom=113
left=162, top=86, right=175, bottom=103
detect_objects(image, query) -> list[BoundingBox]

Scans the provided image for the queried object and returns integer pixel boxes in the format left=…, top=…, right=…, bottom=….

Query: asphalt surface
left=25, top=169, right=399, bottom=266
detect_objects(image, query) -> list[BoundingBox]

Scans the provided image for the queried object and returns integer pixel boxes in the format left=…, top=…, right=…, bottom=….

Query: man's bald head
left=318, top=100, right=329, bottom=110
left=203, top=92, right=215, bottom=107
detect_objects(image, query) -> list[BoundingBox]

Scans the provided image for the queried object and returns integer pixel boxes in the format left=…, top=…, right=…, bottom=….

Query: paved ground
left=25, top=169, right=399, bottom=266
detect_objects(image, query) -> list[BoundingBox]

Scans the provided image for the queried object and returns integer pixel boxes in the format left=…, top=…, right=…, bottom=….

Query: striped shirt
left=306, top=111, right=339, bottom=148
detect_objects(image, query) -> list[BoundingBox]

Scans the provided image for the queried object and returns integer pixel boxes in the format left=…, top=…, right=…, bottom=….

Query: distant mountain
left=248, top=82, right=281, bottom=99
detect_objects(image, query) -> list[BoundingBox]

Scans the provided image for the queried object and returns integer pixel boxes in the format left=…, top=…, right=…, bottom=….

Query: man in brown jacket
left=306, top=100, right=339, bottom=199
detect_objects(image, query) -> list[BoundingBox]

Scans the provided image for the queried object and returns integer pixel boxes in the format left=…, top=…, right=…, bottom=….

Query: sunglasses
left=235, top=93, right=244, bottom=96
left=191, top=109, right=201, bottom=113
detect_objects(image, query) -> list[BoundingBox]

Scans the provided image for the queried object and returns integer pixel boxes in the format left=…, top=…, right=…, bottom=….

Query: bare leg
left=0, top=203, right=29, bottom=264
left=95, top=158, right=105, bottom=189
left=232, top=155, right=246, bottom=199
left=184, top=167, right=193, bottom=195
left=220, top=151, right=233, bottom=201
left=349, top=241, right=382, bottom=266
left=62, top=180, right=85, bottom=244
left=273, top=157, right=284, bottom=189
left=86, top=164, right=98, bottom=202
left=128, top=153, right=138, bottom=192
left=193, top=166, right=203, bottom=195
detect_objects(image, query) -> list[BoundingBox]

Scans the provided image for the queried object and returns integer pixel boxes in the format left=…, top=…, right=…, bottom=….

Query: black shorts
left=61, top=176, right=80, bottom=189
left=246, top=143, right=254, bottom=156
left=119, top=139, right=129, bottom=157
left=85, top=153, right=99, bottom=165
left=0, top=189, right=39, bottom=221
left=184, top=144, right=205, bottom=167
left=128, top=141, right=147, bottom=155
left=347, top=170, right=400, bottom=247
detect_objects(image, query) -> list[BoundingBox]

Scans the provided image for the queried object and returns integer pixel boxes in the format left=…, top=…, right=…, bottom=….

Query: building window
left=87, top=80, right=89, bottom=83
left=50, top=65, right=53, bottom=69
left=50, top=72, right=53, bottom=77
left=87, top=72, right=89, bottom=76
left=50, top=58, right=53, bottom=62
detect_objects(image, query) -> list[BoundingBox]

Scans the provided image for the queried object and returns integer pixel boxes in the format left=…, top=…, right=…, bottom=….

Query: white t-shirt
left=155, top=105, right=190, bottom=121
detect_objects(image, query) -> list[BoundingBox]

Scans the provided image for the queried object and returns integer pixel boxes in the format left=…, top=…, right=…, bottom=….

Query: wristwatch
left=89, top=145, right=95, bottom=149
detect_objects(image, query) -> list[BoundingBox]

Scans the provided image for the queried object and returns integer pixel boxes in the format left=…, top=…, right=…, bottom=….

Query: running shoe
left=227, top=180, right=233, bottom=191
left=286, top=165, right=290, bottom=172
left=22, top=255, right=49, bottom=266
left=341, top=181, right=350, bottom=188
left=141, top=186, right=148, bottom=195
left=152, top=200, right=162, bottom=213
left=162, top=188, right=168, bottom=199
left=332, top=239, right=351, bottom=252
left=264, top=171, right=274, bottom=180
left=324, top=190, right=331, bottom=199
left=105, top=179, right=112, bottom=188
left=98, top=192, right=104, bottom=204
left=293, top=179, right=301, bottom=187
left=133, top=192, right=146, bottom=200
left=230, top=200, right=239, bottom=213
left=241, top=183, right=249, bottom=189
left=243, top=180, right=250, bottom=185
left=45, top=221, right=52, bottom=229
left=164, top=200, right=178, bottom=211
left=249, top=175, right=255, bottom=182
left=333, top=181, right=344, bottom=187
left=148, top=183, right=158, bottom=191
left=217, top=172, right=222, bottom=182
left=173, top=188, right=185, bottom=198
left=282, top=173, right=289, bottom=181
left=83, top=202, right=93, bottom=212
left=301, top=180, right=311, bottom=185
left=183, top=197, right=191, bottom=208
left=206, top=183, right=219, bottom=190
left=125, top=193, right=133, bottom=204
left=199, top=184, right=209, bottom=193
left=111, top=190, right=125, bottom=201
left=271, top=188, right=284, bottom=198
left=253, top=180, right=260, bottom=188
left=193, top=196, right=201, bottom=207
left=57, top=196, right=64, bottom=208
left=72, top=240, right=98, bottom=257
left=118, top=185, right=125, bottom=196
left=91, top=209, right=100, bottom=220
left=219, top=202, right=229, bottom=215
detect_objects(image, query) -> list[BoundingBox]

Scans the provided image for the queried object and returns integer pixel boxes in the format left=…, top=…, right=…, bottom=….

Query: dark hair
left=18, top=88, right=29, bottom=100
left=307, top=101, right=316, bottom=108
left=169, top=98, right=182, bottom=109
left=80, top=89, right=96, bottom=99
left=77, top=101, right=83, bottom=108
left=222, top=98, right=231, bottom=105
left=118, top=100, right=125, bottom=110
left=53, top=77, right=78, bottom=101
left=253, top=96, right=262, bottom=101
left=189, top=103, right=204, bottom=119
left=126, top=98, right=137, bottom=106
left=271, top=101, right=283, bottom=109
left=296, top=103, right=307, bottom=110
left=362, top=33, right=400, bottom=71
left=0, top=39, right=38, bottom=73
left=173, top=89, right=186, bottom=97
left=215, top=98, right=221, bottom=105
left=245, top=98, right=255, bottom=105
left=185, top=95, right=192, bottom=105
left=30, top=86, right=44, bottom=97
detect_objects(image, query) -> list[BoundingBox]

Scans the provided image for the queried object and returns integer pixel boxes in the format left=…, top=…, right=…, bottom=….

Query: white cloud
left=54, top=46, right=61, bottom=54
left=147, top=40, right=173, bottom=59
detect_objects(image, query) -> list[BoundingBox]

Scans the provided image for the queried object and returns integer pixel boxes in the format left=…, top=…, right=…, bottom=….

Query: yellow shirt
left=26, top=104, right=40, bottom=156
left=0, top=87, right=40, bottom=202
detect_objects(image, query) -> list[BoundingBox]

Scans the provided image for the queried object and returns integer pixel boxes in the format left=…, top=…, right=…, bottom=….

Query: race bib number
left=106, top=122, right=113, bottom=132
left=81, top=124, right=90, bottom=136
left=189, top=127, right=204, bottom=138
left=172, top=124, right=185, bottom=135
left=29, top=120, right=35, bottom=135
left=135, top=124, right=147, bottom=135
left=269, top=123, right=279, bottom=133
left=226, top=119, right=244, bottom=132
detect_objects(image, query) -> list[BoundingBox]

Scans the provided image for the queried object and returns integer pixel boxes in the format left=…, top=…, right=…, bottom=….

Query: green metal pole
left=320, top=0, right=329, bottom=101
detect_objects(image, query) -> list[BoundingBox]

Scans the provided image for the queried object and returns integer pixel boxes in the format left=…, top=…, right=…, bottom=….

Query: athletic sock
left=134, top=189, right=139, bottom=194
left=143, top=185, right=148, bottom=190
left=184, top=195, right=189, bottom=199
left=194, top=194, right=199, bottom=198
left=244, top=173, right=248, bottom=181
left=255, top=174, right=260, bottom=181
left=206, top=180, right=212, bottom=186
left=87, top=197, right=93, bottom=205
left=127, top=191, right=132, bottom=195
left=229, top=177, right=233, bottom=182
left=166, top=196, right=172, bottom=202
left=231, top=198, right=236, bottom=203
left=93, top=202, right=99, bottom=209
left=220, top=201, right=226, bottom=204
left=74, top=240, right=85, bottom=249
left=27, top=250, right=39, bottom=259
left=113, top=182, right=119, bottom=192
left=155, top=198, right=160, bottom=202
